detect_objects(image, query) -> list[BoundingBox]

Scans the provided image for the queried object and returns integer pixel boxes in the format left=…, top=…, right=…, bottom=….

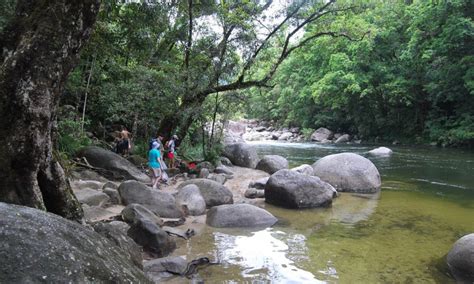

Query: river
left=171, top=142, right=474, bottom=283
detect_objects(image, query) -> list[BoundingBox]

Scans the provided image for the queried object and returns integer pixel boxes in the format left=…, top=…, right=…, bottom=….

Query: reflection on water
left=214, top=229, right=323, bottom=283
left=168, top=142, right=474, bottom=283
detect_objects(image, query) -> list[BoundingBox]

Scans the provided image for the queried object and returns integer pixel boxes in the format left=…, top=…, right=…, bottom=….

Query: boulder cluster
left=2, top=135, right=466, bottom=282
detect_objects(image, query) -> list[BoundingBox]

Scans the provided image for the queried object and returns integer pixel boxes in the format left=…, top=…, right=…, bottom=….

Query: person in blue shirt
left=148, top=141, right=162, bottom=189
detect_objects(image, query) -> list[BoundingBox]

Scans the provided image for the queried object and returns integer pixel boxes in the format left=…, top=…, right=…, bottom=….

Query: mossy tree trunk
left=0, top=0, right=100, bottom=220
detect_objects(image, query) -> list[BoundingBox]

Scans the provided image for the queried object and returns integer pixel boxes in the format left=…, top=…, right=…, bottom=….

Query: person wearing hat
left=148, top=141, right=162, bottom=189
left=166, top=134, right=179, bottom=168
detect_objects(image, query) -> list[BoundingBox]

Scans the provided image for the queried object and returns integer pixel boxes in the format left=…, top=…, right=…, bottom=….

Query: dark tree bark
left=0, top=0, right=100, bottom=220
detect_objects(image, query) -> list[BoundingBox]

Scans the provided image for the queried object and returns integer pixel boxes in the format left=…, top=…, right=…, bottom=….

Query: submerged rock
left=144, top=256, right=188, bottom=279
left=265, top=169, right=334, bottom=209
left=206, top=204, right=277, bottom=228
left=447, top=233, right=474, bottom=282
left=312, top=153, right=381, bottom=193
left=0, top=202, right=150, bottom=283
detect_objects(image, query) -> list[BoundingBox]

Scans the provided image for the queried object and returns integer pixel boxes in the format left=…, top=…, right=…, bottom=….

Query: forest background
left=1, top=0, right=472, bottom=162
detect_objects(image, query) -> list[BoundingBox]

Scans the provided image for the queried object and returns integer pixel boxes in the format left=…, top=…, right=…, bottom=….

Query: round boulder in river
left=265, top=169, right=335, bottom=209
left=223, top=143, right=259, bottom=168
left=0, top=202, right=150, bottom=283
left=310, top=127, right=334, bottom=142
left=368, top=147, right=393, bottom=156
left=312, top=153, right=381, bottom=193
left=178, top=178, right=233, bottom=208
left=206, top=204, right=277, bottom=228
left=447, top=233, right=474, bottom=282
left=256, top=155, right=289, bottom=174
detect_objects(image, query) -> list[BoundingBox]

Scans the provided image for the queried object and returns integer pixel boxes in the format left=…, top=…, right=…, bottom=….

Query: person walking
left=166, top=134, right=178, bottom=168
left=148, top=141, right=162, bottom=189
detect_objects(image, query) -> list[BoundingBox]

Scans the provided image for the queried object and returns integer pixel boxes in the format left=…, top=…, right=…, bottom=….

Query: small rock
left=368, top=147, right=393, bottom=156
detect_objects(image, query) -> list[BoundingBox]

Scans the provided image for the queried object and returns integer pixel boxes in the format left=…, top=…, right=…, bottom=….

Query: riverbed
left=170, top=142, right=474, bottom=283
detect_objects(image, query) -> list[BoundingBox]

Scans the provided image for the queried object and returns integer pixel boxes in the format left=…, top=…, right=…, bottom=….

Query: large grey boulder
left=178, top=179, right=233, bottom=208
left=121, top=203, right=164, bottom=226
left=206, top=204, right=277, bottom=228
left=93, top=222, right=143, bottom=269
left=175, top=184, right=206, bottom=216
left=118, top=180, right=184, bottom=218
left=447, top=233, right=474, bottom=282
left=223, top=143, right=259, bottom=168
left=77, top=146, right=150, bottom=183
left=256, top=155, right=289, bottom=174
left=127, top=218, right=176, bottom=258
left=368, top=147, right=393, bottom=156
left=265, top=169, right=334, bottom=209
left=312, top=153, right=381, bottom=193
left=291, top=164, right=314, bottom=176
left=0, top=202, right=150, bottom=283
left=310, top=127, right=334, bottom=142
left=74, top=189, right=110, bottom=207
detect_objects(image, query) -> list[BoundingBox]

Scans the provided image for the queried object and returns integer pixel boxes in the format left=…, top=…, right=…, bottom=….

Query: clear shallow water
left=170, top=142, right=474, bottom=283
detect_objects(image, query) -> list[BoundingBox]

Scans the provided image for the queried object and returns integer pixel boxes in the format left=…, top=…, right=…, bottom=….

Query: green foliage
left=245, top=0, right=474, bottom=146
left=0, top=0, right=15, bottom=31
left=58, top=119, right=92, bottom=158
left=301, top=128, right=315, bottom=140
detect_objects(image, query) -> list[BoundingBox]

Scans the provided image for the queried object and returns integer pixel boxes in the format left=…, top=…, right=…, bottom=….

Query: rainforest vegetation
left=1, top=0, right=473, bottom=163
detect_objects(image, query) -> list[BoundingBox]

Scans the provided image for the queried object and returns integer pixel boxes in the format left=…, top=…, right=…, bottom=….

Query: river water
left=171, top=142, right=474, bottom=283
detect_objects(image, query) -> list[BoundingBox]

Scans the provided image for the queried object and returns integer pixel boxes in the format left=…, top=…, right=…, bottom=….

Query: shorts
left=167, top=152, right=175, bottom=159
left=151, top=168, right=161, bottom=178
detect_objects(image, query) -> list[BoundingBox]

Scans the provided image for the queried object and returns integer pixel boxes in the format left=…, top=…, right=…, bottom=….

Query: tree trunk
left=0, top=0, right=100, bottom=220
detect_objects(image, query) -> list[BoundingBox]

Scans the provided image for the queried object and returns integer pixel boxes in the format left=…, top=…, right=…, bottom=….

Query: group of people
left=148, top=134, right=179, bottom=190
